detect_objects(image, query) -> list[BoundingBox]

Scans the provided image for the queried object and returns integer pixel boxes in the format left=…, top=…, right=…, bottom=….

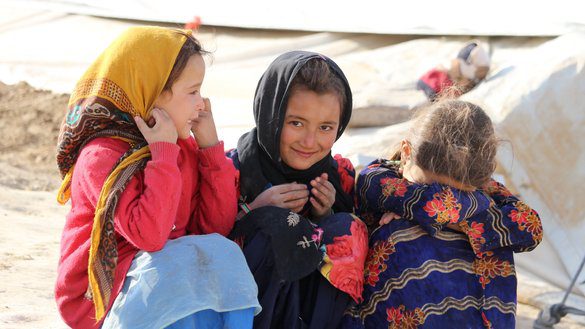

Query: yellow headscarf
left=56, top=26, right=192, bottom=321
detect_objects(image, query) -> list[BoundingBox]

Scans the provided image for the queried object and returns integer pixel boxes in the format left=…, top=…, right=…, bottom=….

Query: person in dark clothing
left=227, top=51, right=368, bottom=329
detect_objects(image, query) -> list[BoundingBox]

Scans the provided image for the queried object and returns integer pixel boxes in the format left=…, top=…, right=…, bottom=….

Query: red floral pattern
left=460, top=221, right=487, bottom=257
left=334, top=154, right=355, bottom=195
left=364, top=239, right=395, bottom=286
left=380, top=177, right=408, bottom=198
left=324, top=218, right=368, bottom=302
left=386, top=305, right=425, bottom=329
left=473, top=256, right=514, bottom=289
left=422, top=187, right=462, bottom=224
left=509, top=201, right=543, bottom=242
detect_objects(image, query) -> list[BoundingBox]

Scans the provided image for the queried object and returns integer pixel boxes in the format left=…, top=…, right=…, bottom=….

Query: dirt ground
left=0, top=81, right=582, bottom=328
left=0, top=81, right=67, bottom=191
left=0, top=81, right=68, bottom=327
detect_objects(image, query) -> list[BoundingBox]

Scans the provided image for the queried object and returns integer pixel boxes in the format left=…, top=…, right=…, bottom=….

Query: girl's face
left=279, top=89, right=341, bottom=170
left=154, top=54, right=206, bottom=139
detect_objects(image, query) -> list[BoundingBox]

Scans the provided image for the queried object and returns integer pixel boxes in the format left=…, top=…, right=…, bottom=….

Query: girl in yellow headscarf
left=54, top=26, right=260, bottom=329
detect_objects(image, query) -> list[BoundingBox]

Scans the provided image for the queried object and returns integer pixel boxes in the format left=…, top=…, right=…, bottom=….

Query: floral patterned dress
left=343, top=159, right=542, bottom=329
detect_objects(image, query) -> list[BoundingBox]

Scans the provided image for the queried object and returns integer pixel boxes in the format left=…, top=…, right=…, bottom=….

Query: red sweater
left=55, top=137, right=237, bottom=328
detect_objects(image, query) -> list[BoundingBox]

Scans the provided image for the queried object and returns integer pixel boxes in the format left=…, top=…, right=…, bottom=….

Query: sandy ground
left=0, top=185, right=67, bottom=328
left=0, top=81, right=67, bottom=328
left=1, top=82, right=583, bottom=328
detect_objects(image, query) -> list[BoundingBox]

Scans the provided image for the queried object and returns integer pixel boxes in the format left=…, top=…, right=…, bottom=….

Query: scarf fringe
left=57, top=167, right=74, bottom=205
left=88, top=146, right=151, bottom=321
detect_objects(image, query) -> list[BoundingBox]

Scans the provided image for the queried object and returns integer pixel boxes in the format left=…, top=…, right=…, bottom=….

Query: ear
left=400, top=139, right=411, bottom=160
left=153, top=89, right=171, bottom=110
left=399, top=140, right=412, bottom=175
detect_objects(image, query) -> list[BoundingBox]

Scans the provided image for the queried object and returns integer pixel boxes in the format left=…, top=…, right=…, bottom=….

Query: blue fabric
left=343, top=222, right=517, bottom=328
left=101, top=234, right=261, bottom=329
left=165, top=308, right=255, bottom=329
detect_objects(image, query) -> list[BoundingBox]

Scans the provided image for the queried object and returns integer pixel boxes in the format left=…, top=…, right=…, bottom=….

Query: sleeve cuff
left=149, top=142, right=180, bottom=162
left=198, top=141, right=228, bottom=167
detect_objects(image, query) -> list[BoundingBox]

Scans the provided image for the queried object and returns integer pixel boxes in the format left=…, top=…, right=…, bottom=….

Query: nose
left=300, top=129, right=317, bottom=149
left=194, top=94, right=205, bottom=113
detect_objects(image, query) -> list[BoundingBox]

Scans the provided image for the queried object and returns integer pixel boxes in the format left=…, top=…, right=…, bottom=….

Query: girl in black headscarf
left=227, top=51, right=368, bottom=329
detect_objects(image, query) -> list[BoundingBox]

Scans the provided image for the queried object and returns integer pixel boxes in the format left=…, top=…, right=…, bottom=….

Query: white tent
left=1, top=1, right=584, bottom=326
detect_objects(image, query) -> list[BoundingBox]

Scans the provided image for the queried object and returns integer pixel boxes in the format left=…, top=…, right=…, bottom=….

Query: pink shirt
left=55, top=137, right=237, bottom=328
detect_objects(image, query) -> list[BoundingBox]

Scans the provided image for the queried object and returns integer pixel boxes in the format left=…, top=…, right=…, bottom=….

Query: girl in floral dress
left=343, top=100, right=542, bottom=328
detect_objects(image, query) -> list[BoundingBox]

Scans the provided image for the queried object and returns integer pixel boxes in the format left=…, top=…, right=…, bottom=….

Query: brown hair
left=395, top=100, right=498, bottom=187
left=162, top=32, right=208, bottom=91
left=289, top=58, right=347, bottom=113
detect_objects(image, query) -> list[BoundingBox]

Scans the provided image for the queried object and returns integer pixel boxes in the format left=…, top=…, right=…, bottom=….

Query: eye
left=189, top=90, right=199, bottom=95
left=288, top=120, right=303, bottom=127
left=320, top=125, right=334, bottom=131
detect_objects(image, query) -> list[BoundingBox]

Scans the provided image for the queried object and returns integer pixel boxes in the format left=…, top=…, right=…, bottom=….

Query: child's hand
left=135, top=108, right=178, bottom=144
left=379, top=212, right=401, bottom=226
left=249, top=183, right=309, bottom=214
left=191, top=98, right=219, bottom=148
left=310, top=173, right=335, bottom=219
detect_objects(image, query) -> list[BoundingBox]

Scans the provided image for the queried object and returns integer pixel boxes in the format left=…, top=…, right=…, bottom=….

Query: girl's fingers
left=309, top=197, right=326, bottom=211
left=291, top=204, right=305, bottom=214
left=151, top=107, right=172, bottom=124
left=282, top=186, right=309, bottom=197
left=203, top=98, right=212, bottom=113
left=309, top=196, right=321, bottom=208
left=311, top=179, right=334, bottom=207
left=312, top=176, right=335, bottom=194
left=279, top=184, right=309, bottom=203
left=284, top=197, right=308, bottom=209
left=310, top=185, right=329, bottom=205
left=379, top=215, right=390, bottom=226
left=322, top=180, right=335, bottom=195
left=134, top=116, right=148, bottom=133
left=277, top=183, right=307, bottom=194
left=379, top=212, right=401, bottom=225
left=280, top=193, right=309, bottom=207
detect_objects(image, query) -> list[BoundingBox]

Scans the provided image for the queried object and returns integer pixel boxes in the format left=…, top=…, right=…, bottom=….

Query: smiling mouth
left=292, top=148, right=317, bottom=158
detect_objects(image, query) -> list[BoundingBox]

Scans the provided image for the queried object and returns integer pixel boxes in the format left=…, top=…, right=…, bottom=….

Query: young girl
left=55, top=26, right=260, bottom=328
left=417, top=41, right=490, bottom=101
left=343, top=100, right=542, bottom=328
left=227, top=51, right=368, bottom=329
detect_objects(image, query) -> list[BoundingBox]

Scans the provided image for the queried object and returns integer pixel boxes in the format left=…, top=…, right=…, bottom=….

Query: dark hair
left=289, top=58, right=347, bottom=113
left=396, top=100, right=498, bottom=187
left=163, top=32, right=207, bottom=91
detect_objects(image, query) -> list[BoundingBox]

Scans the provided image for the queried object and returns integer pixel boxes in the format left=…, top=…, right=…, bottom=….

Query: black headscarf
left=236, top=51, right=353, bottom=213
